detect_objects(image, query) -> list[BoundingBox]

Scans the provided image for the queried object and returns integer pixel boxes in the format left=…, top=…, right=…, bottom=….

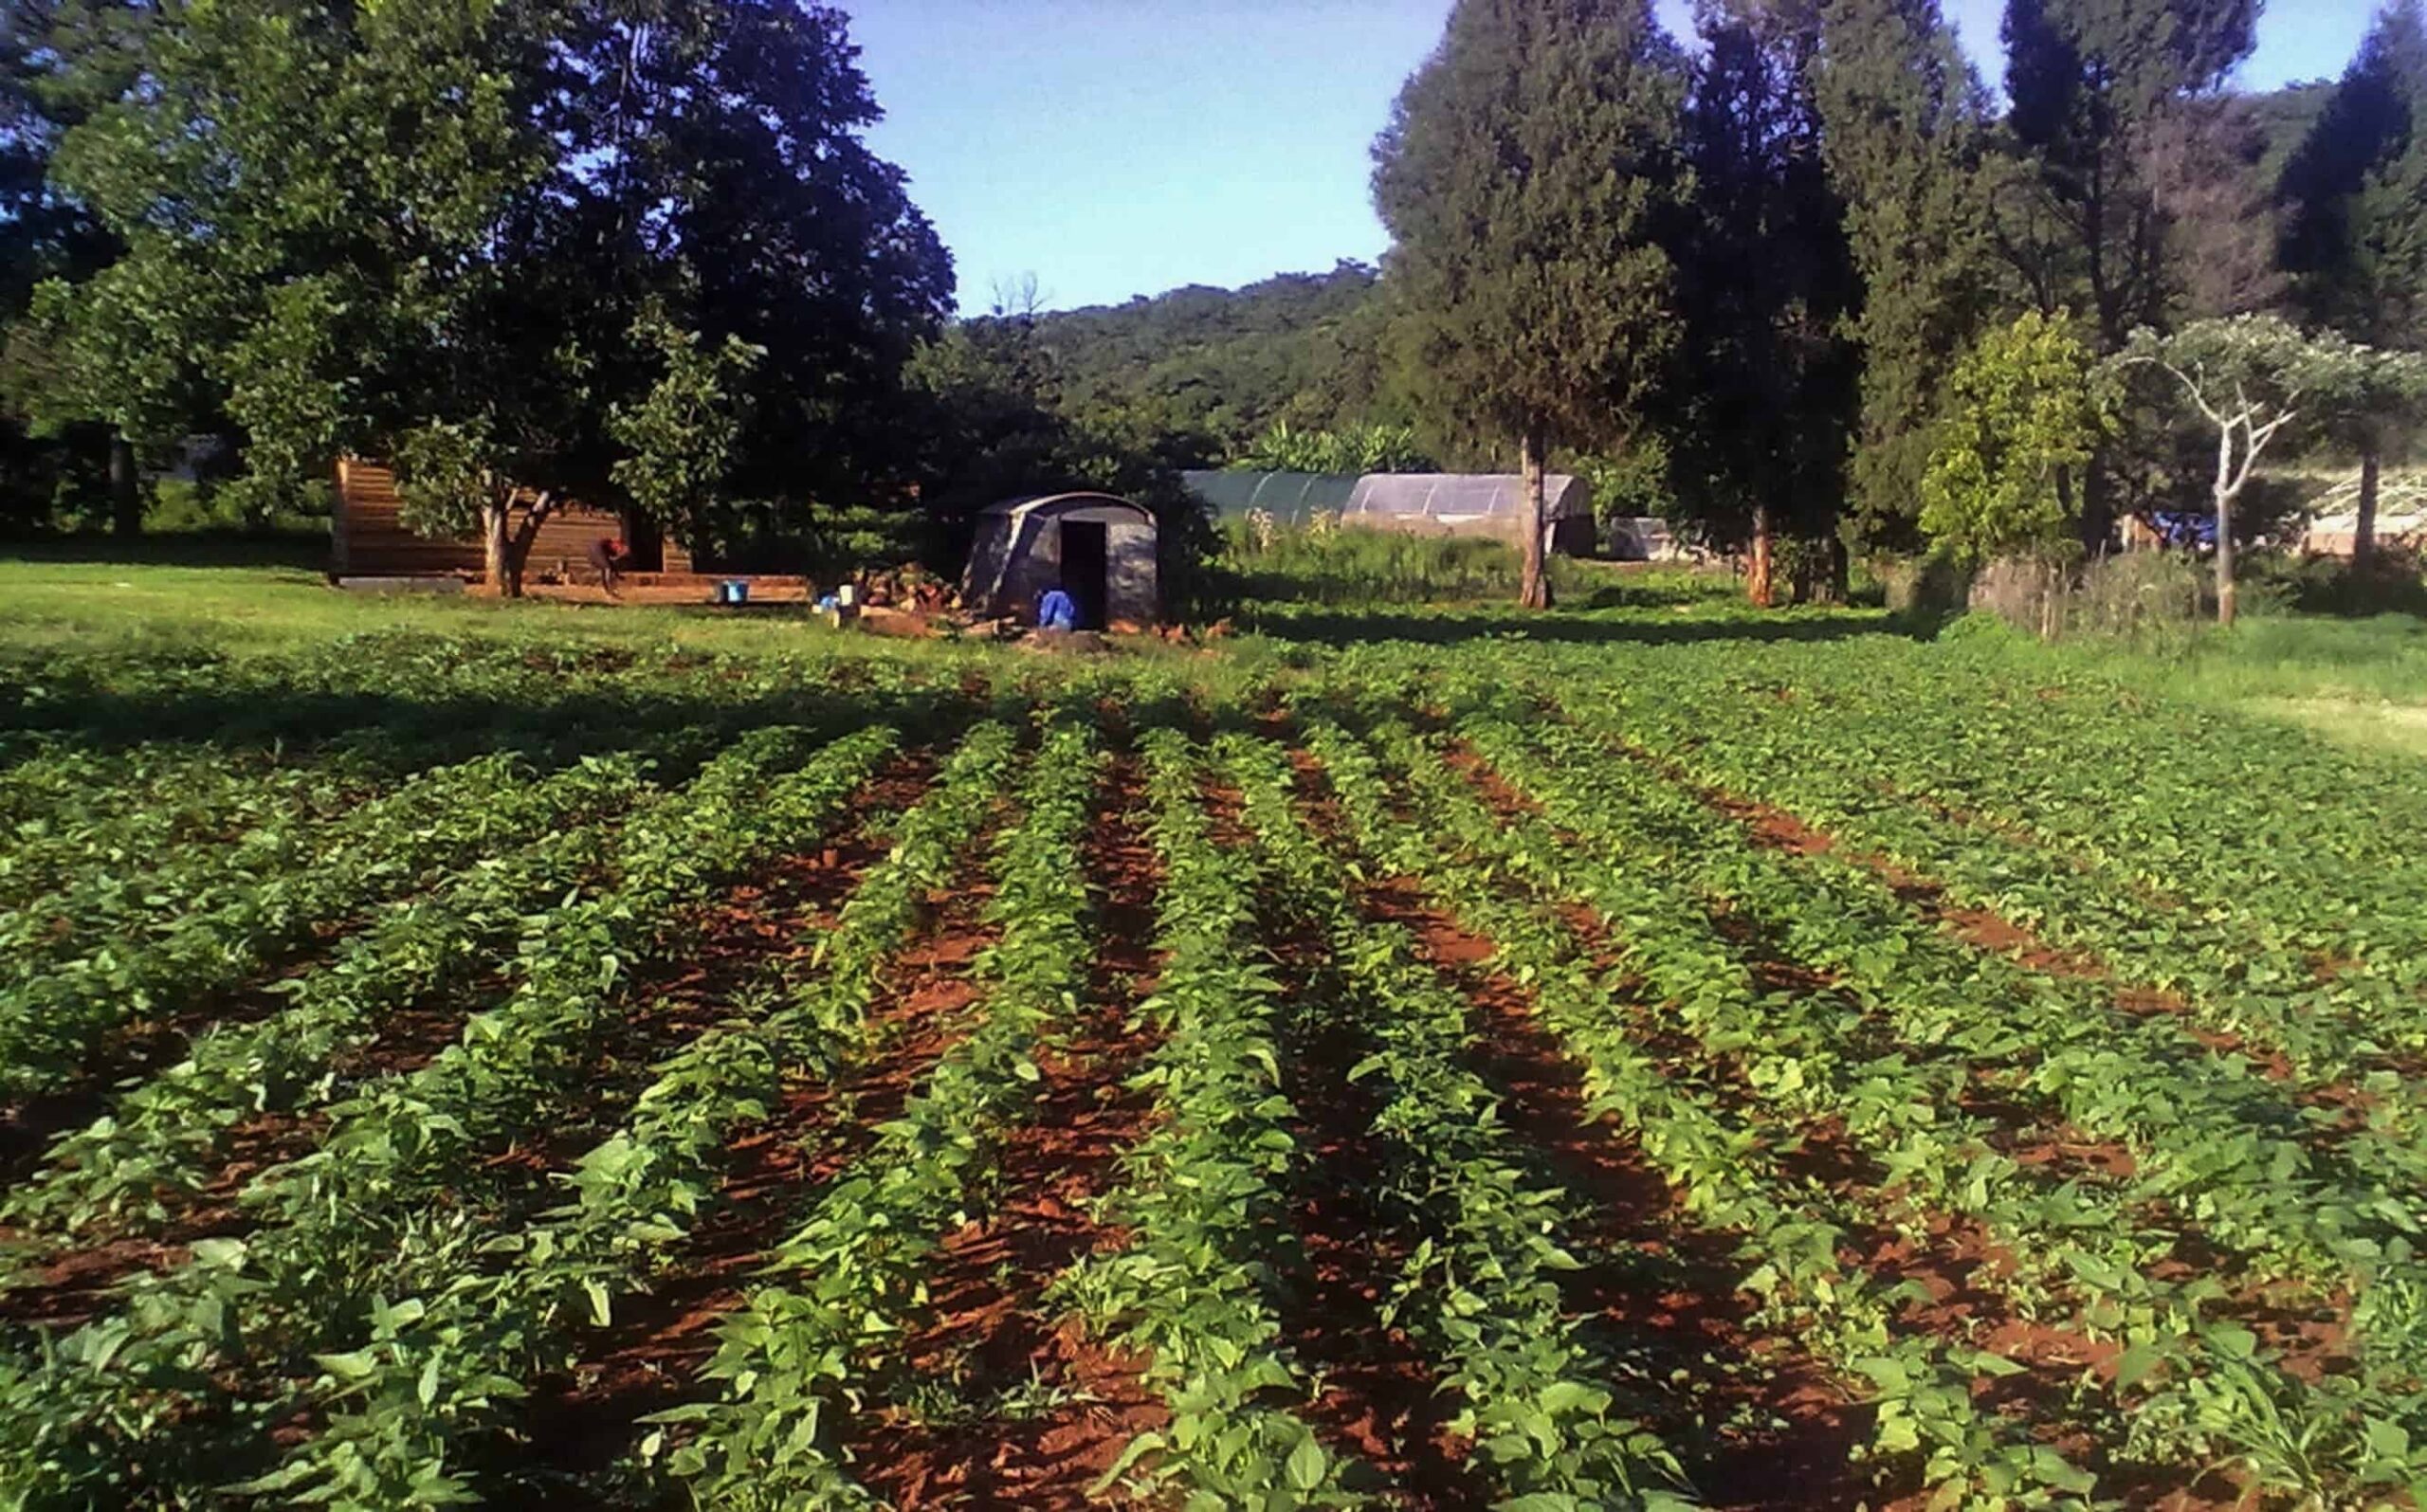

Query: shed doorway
left=1060, top=519, right=1107, bottom=629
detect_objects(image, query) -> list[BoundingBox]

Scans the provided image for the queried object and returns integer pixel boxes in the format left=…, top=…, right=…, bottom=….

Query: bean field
left=2, top=610, right=2423, bottom=1512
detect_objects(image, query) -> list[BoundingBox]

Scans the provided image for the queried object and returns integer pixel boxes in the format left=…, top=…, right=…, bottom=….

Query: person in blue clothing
left=1035, top=582, right=1079, bottom=630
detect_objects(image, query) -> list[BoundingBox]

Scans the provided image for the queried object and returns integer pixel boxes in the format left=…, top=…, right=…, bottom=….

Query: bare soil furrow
left=854, top=756, right=1169, bottom=1508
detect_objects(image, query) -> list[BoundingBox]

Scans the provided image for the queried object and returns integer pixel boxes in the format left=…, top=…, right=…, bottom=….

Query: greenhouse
left=1180, top=470, right=1361, bottom=526
left=1185, top=470, right=1597, bottom=555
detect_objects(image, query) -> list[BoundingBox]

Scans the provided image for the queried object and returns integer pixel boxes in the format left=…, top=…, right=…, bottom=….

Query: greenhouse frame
left=1184, top=470, right=1597, bottom=556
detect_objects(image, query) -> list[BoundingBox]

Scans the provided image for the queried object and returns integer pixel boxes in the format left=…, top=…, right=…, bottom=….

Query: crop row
left=1539, top=647, right=2427, bottom=1071
left=239, top=720, right=1022, bottom=1509
left=1294, top=710, right=2113, bottom=1508
left=1504, top=682, right=2427, bottom=1263
left=1060, top=726, right=1368, bottom=1505
left=0, top=746, right=663, bottom=1102
left=0, top=750, right=388, bottom=922
left=648, top=718, right=1103, bottom=1510
left=1220, top=731, right=1700, bottom=1509
left=8, top=764, right=651, bottom=1236
left=0, top=723, right=896, bottom=1506
left=1319, top=691, right=2427, bottom=1507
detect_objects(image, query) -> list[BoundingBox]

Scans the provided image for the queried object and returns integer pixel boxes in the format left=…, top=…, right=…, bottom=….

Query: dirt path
left=851, top=756, right=1169, bottom=1508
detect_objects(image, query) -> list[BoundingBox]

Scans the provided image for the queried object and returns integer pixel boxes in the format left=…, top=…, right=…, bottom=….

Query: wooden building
left=331, top=459, right=689, bottom=581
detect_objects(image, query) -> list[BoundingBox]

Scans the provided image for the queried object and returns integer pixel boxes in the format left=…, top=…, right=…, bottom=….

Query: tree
left=1997, top=0, right=2260, bottom=547
left=1372, top=0, right=1688, bottom=609
left=2281, top=0, right=2427, bottom=569
left=2119, top=316, right=2427, bottom=623
left=1921, top=310, right=2110, bottom=565
left=0, top=9, right=120, bottom=534
left=33, top=0, right=949, bottom=592
left=608, top=312, right=764, bottom=551
left=2138, top=96, right=2289, bottom=319
left=1232, top=419, right=1432, bottom=473
left=1814, top=0, right=1999, bottom=547
left=1670, top=0, right=1860, bottom=606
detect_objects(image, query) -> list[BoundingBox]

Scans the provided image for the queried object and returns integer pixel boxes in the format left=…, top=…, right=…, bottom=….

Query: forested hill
left=1031, top=262, right=1389, bottom=461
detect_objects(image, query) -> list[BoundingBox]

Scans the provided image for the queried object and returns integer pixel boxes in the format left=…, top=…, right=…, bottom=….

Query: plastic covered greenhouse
left=1180, top=471, right=1360, bottom=526
left=1185, top=470, right=1597, bottom=555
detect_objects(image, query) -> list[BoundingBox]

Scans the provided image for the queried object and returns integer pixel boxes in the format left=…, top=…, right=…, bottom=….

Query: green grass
left=7, top=546, right=2423, bottom=762
left=2035, top=611, right=2427, bottom=758
left=0, top=555, right=922, bottom=662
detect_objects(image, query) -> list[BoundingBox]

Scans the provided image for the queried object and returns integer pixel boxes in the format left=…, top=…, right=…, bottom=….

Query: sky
left=849, top=0, right=2387, bottom=315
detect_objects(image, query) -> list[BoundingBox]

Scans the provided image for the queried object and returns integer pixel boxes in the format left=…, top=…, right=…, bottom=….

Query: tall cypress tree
left=1998, top=0, right=2259, bottom=547
left=1813, top=0, right=1998, bottom=548
left=1372, top=0, right=1688, bottom=609
left=1671, top=0, right=1860, bottom=604
left=2282, top=0, right=2427, bottom=566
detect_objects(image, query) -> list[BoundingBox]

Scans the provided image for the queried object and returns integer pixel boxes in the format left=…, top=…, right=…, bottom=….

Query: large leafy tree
left=30, top=0, right=949, bottom=591
left=1372, top=0, right=1688, bottom=609
left=1814, top=0, right=1999, bottom=548
left=0, top=0, right=158, bottom=536
left=2281, top=0, right=2427, bottom=568
left=1997, top=0, right=2259, bottom=546
left=1670, top=0, right=1860, bottom=606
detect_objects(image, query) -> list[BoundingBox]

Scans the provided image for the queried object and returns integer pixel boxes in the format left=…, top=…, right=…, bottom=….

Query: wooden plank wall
left=333, top=459, right=691, bottom=578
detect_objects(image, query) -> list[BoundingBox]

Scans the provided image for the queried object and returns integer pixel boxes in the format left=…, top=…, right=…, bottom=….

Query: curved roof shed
left=961, top=492, right=1159, bottom=628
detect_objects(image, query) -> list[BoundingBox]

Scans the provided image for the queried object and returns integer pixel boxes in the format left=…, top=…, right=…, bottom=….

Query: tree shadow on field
left=0, top=676, right=978, bottom=782
left=1, top=530, right=329, bottom=572
left=1240, top=605, right=1902, bottom=649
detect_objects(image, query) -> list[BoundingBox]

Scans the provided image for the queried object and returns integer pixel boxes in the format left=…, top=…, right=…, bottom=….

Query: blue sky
left=849, top=1, right=2385, bottom=314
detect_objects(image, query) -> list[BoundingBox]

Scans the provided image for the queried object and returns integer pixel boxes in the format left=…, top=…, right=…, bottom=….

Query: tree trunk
left=2077, top=452, right=2111, bottom=556
left=2355, top=444, right=2381, bottom=573
left=1828, top=533, right=1850, bottom=606
left=109, top=434, right=141, bottom=538
left=484, top=500, right=515, bottom=597
left=2213, top=424, right=2236, bottom=628
left=1747, top=504, right=1776, bottom=609
left=1517, top=422, right=1549, bottom=610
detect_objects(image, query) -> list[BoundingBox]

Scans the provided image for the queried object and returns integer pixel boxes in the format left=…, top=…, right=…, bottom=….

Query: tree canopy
left=1372, top=0, right=1689, bottom=607
left=1923, top=310, right=2111, bottom=564
left=1815, top=0, right=1999, bottom=547
left=1669, top=0, right=1860, bottom=604
left=21, top=0, right=950, bottom=588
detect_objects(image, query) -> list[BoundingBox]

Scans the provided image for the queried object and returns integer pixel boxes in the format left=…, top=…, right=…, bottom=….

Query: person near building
left=587, top=535, right=628, bottom=594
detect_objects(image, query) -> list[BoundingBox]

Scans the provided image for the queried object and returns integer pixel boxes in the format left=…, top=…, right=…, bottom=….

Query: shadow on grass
left=0, top=529, right=329, bottom=572
left=0, top=653, right=982, bottom=779
left=1239, top=604, right=1899, bottom=648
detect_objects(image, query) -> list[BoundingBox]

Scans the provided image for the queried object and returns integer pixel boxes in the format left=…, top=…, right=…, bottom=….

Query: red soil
left=1350, top=872, right=1869, bottom=1511
left=851, top=757, right=1169, bottom=1507
left=521, top=829, right=997, bottom=1491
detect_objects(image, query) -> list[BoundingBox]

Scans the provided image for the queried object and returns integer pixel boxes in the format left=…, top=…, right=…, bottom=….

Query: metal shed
left=961, top=492, right=1159, bottom=628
